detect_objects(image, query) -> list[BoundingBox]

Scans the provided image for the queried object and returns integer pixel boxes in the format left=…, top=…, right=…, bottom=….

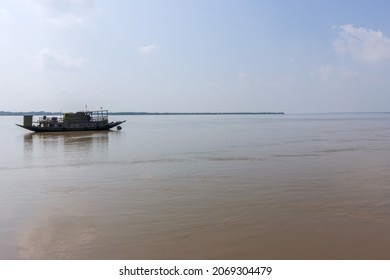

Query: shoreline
left=0, top=111, right=285, bottom=116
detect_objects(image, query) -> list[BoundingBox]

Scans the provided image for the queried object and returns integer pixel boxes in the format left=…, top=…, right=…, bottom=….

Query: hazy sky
left=1, top=0, right=390, bottom=113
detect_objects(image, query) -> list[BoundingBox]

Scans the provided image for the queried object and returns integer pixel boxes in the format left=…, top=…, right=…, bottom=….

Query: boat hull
left=16, top=121, right=125, bottom=132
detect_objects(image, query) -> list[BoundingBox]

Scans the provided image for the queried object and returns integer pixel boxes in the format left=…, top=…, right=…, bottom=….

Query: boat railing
left=36, top=116, right=108, bottom=123
left=90, top=116, right=108, bottom=123
left=37, top=116, right=64, bottom=123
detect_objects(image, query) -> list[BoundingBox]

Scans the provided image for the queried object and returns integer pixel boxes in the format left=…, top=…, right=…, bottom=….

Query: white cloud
left=34, top=0, right=96, bottom=14
left=138, top=44, right=159, bottom=54
left=30, top=0, right=96, bottom=26
left=0, top=8, right=10, bottom=16
left=0, top=8, right=11, bottom=20
left=238, top=72, right=257, bottom=94
left=207, top=83, right=222, bottom=93
left=311, top=65, right=334, bottom=81
left=310, top=65, right=358, bottom=81
left=39, top=48, right=82, bottom=70
left=238, top=72, right=250, bottom=81
left=44, top=13, right=89, bottom=26
left=333, top=25, right=390, bottom=63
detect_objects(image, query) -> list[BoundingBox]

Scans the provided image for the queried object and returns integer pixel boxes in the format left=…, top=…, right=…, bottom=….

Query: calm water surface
left=1, top=114, right=390, bottom=259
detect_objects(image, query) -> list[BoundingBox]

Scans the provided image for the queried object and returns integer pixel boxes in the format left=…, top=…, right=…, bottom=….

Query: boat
left=16, top=110, right=126, bottom=132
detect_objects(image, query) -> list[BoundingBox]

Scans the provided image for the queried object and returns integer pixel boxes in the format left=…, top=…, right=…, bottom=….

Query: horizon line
left=0, top=111, right=285, bottom=116
left=2, top=110, right=390, bottom=116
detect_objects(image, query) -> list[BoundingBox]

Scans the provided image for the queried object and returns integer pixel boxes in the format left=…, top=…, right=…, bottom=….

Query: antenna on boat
left=85, top=105, right=88, bottom=112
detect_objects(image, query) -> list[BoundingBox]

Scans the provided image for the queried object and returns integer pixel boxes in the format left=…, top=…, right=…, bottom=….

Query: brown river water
left=1, top=114, right=390, bottom=259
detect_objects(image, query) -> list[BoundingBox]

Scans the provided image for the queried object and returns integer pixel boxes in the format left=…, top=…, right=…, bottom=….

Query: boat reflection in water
left=23, top=131, right=112, bottom=168
left=24, top=130, right=110, bottom=147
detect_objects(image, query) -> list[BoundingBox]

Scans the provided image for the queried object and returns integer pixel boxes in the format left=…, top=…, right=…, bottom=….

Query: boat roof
left=68, top=109, right=109, bottom=114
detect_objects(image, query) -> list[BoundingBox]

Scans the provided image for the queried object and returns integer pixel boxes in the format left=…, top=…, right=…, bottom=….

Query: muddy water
left=1, top=114, right=390, bottom=259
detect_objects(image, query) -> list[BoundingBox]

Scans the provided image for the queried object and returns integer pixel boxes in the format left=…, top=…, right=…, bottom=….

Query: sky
left=1, top=0, right=390, bottom=113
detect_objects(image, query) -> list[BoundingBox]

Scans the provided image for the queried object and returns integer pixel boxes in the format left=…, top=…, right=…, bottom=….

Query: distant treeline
left=110, top=112, right=285, bottom=115
left=1, top=111, right=285, bottom=116
left=0, top=111, right=61, bottom=116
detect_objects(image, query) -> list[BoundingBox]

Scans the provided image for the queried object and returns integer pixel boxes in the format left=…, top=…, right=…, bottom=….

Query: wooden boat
left=16, top=110, right=126, bottom=132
